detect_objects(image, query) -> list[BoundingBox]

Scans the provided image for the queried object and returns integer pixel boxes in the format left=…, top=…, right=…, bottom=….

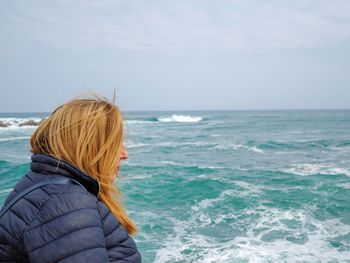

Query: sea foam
left=158, top=114, right=203, bottom=123
left=155, top=205, right=350, bottom=262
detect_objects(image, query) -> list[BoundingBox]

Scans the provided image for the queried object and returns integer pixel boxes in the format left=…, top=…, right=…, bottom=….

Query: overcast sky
left=0, top=0, right=349, bottom=112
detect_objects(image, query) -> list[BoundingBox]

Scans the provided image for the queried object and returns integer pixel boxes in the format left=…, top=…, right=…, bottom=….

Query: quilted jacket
left=0, top=153, right=141, bottom=262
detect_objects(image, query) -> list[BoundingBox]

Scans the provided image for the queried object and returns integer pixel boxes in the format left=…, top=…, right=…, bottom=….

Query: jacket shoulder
left=22, top=189, right=109, bottom=262
left=0, top=182, right=99, bottom=260
left=27, top=186, right=99, bottom=230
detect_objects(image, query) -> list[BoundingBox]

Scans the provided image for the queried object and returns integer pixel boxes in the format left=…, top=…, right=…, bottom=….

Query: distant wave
left=197, top=165, right=224, bottom=169
left=206, top=139, right=350, bottom=153
left=211, top=143, right=265, bottom=153
left=124, top=120, right=155, bottom=124
left=160, top=160, right=180, bottom=166
left=160, top=161, right=226, bottom=170
left=0, top=117, right=44, bottom=129
left=158, top=114, right=203, bottom=123
left=0, top=136, right=31, bottom=142
left=124, top=115, right=203, bottom=124
left=124, top=139, right=349, bottom=154
left=282, top=163, right=350, bottom=177
left=124, top=141, right=266, bottom=154
left=125, top=142, right=150, bottom=148
left=257, top=139, right=350, bottom=150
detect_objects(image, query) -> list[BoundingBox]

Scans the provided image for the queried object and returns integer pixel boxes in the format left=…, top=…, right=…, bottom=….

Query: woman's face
left=115, top=143, right=128, bottom=176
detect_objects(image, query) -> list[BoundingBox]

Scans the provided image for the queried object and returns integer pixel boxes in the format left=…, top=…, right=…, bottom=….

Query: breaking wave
left=158, top=114, right=203, bottom=123
left=0, top=117, right=44, bottom=129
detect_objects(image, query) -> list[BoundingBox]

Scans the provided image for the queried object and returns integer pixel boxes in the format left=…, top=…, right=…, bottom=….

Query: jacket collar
left=30, top=153, right=100, bottom=197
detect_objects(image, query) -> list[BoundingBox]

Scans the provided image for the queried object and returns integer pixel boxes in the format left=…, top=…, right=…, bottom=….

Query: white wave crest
left=125, top=142, right=150, bottom=148
left=191, top=189, right=236, bottom=213
left=250, top=146, right=264, bottom=153
left=211, top=143, right=264, bottom=153
left=197, top=165, right=225, bottom=170
left=158, top=114, right=202, bottom=123
left=282, top=163, right=350, bottom=177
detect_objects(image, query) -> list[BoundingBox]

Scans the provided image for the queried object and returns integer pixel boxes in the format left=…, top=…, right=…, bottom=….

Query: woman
left=0, top=94, right=141, bottom=262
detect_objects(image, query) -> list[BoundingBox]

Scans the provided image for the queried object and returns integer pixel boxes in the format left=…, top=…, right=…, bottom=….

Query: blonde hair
left=30, top=93, right=138, bottom=235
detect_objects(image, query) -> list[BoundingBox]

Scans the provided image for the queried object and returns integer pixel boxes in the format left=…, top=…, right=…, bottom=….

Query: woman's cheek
left=110, top=173, right=116, bottom=182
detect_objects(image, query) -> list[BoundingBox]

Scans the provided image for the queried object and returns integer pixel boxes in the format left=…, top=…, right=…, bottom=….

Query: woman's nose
left=120, top=143, right=128, bottom=160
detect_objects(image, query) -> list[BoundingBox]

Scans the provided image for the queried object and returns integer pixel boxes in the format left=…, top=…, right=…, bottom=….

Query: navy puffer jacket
left=0, top=153, right=141, bottom=262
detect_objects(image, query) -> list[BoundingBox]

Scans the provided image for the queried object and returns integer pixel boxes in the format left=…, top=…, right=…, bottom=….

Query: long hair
left=30, top=93, right=138, bottom=235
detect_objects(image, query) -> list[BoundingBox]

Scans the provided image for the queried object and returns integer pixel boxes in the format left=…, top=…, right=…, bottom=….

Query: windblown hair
left=30, top=93, right=138, bottom=235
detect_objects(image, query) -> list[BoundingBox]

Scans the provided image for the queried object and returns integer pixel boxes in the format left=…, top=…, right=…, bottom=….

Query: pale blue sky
left=0, top=0, right=349, bottom=112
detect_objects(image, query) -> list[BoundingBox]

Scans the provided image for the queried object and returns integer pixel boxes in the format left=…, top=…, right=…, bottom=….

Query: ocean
left=0, top=110, right=349, bottom=262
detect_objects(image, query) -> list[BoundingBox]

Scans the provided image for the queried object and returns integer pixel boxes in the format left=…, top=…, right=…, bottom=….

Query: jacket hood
left=30, top=153, right=100, bottom=197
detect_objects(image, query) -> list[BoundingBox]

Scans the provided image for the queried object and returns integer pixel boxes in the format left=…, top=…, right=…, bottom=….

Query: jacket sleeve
left=23, top=191, right=109, bottom=263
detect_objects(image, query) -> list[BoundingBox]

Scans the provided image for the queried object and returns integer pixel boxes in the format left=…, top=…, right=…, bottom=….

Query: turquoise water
left=1, top=110, right=350, bottom=262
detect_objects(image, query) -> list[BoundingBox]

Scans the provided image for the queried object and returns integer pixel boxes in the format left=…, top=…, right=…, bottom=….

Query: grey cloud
left=1, top=0, right=350, bottom=52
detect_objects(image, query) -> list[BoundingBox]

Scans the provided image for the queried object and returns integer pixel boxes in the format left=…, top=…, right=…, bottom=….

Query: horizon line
left=0, top=108, right=350, bottom=114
